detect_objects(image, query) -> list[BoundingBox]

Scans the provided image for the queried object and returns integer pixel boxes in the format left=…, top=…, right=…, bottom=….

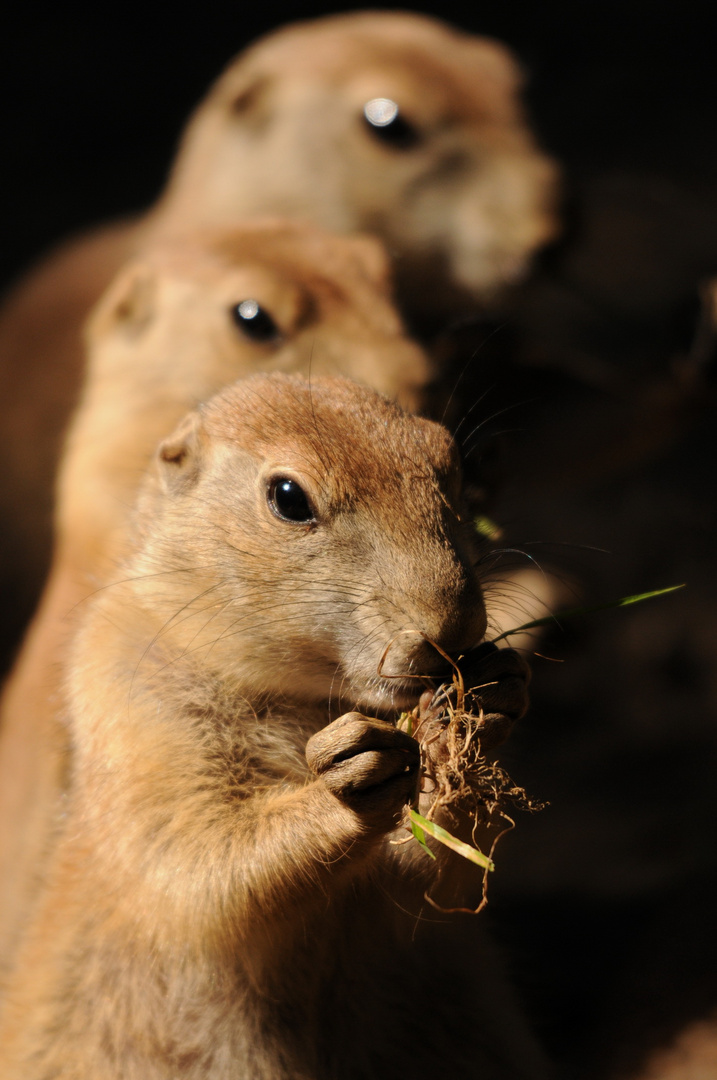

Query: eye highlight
left=231, top=300, right=281, bottom=343
left=267, top=477, right=316, bottom=524
left=363, top=98, right=420, bottom=150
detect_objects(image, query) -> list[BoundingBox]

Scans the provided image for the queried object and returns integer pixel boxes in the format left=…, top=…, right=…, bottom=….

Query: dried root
left=414, top=684, right=544, bottom=824
left=397, top=663, right=545, bottom=913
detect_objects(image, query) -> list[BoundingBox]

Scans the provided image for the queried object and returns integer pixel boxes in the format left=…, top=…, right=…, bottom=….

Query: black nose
left=398, top=634, right=478, bottom=682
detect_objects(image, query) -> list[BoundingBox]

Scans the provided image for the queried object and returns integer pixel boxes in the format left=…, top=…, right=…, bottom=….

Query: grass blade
left=409, top=811, right=437, bottom=860
left=408, top=809, right=494, bottom=871
left=492, top=584, right=685, bottom=643
left=474, top=515, right=503, bottom=541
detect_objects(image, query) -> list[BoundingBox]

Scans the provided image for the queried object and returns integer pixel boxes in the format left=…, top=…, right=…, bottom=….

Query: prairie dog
left=57, top=220, right=432, bottom=581
left=0, top=374, right=542, bottom=1079
left=0, top=220, right=432, bottom=970
left=156, top=10, right=558, bottom=317
left=0, top=10, right=558, bottom=646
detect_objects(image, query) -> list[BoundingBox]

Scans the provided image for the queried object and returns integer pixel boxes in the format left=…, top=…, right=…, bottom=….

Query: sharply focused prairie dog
left=0, top=220, right=432, bottom=970
left=0, top=10, right=558, bottom=646
left=0, top=374, right=543, bottom=1079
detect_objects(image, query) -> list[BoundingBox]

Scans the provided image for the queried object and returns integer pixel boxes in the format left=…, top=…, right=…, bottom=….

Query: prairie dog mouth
left=354, top=675, right=440, bottom=717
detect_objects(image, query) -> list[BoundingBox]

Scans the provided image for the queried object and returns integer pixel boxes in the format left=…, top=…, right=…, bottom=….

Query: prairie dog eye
left=231, top=300, right=281, bottom=343
left=363, top=98, right=420, bottom=149
left=267, top=477, right=315, bottom=524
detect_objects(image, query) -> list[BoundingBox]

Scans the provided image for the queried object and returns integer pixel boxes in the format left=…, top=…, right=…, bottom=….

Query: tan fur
left=0, top=10, right=558, bottom=643
left=0, top=375, right=545, bottom=1079
left=0, top=220, right=432, bottom=976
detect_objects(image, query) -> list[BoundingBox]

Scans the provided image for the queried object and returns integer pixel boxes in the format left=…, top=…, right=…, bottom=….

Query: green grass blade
left=399, top=711, right=414, bottom=738
left=492, top=584, right=686, bottom=643
left=409, top=810, right=494, bottom=871
left=474, top=515, right=502, bottom=541
left=409, top=811, right=437, bottom=860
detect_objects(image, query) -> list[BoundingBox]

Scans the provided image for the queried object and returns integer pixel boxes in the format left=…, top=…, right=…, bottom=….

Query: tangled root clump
left=396, top=665, right=545, bottom=912
left=416, top=692, right=545, bottom=826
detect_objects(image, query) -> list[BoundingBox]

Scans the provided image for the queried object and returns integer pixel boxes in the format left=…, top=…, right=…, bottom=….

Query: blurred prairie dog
left=0, top=374, right=542, bottom=1079
left=157, top=10, right=558, bottom=318
left=57, top=220, right=432, bottom=580
left=0, top=220, right=432, bottom=967
left=0, top=11, right=558, bottom=631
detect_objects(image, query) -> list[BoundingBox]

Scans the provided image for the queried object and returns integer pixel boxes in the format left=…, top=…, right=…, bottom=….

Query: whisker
left=439, top=320, right=509, bottom=430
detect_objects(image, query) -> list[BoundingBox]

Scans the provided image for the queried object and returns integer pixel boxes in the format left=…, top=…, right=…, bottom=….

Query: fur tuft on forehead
left=200, top=373, right=458, bottom=496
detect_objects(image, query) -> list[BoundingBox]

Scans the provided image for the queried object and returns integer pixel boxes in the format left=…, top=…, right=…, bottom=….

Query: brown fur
left=0, top=375, right=546, bottom=1079
left=0, top=220, right=433, bottom=976
left=0, top=10, right=558, bottom=653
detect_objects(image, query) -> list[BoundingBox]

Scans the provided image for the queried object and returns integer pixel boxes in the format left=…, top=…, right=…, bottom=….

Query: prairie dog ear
left=157, top=411, right=204, bottom=494
left=84, top=262, right=157, bottom=344
left=471, top=39, right=525, bottom=99
left=224, top=70, right=274, bottom=132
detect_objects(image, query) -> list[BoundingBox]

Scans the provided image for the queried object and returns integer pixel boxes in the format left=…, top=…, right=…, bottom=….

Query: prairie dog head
left=131, top=374, right=487, bottom=714
left=155, top=11, right=559, bottom=324
left=59, top=221, right=432, bottom=572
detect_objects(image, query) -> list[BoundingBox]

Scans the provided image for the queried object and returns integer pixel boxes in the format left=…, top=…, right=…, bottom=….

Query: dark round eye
left=267, top=477, right=315, bottom=524
left=363, top=98, right=420, bottom=150
left=231, top=299, right=280, bottom=343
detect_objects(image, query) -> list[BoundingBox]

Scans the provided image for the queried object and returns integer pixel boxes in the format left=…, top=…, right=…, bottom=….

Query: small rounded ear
left=85, top=262, right=157, bottom=344
left=469, top=39, right=525, bottom=105
left=157, top=411, right=204, bottom=494
left=224, top=70, right=274, bottom=132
